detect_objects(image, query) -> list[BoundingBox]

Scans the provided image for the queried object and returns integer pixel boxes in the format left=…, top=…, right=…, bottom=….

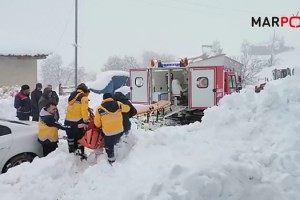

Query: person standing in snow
left=113, top=92, right=137, bottom=136
left=31, top=83, right=43, bottom=121
left=39, top=88, right=59, bottom=120
left=46, top=84, right=59, bottom=104
left=94, top=93, right=130, bottom=164
left=64, top=83, right=90, bottom=159
left=38, top=102, right=86, bottom=156
left=14, top=85, right=31, bottom=121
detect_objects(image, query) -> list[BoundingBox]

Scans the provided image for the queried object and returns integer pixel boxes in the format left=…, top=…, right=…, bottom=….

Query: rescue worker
left=113, top=92, right=137, bottom=135
left=94, top=93, right=130, bottom=164
left=38, top=102, right=86, bottom=156
left=14, top=84, right=31, bottom=121
left=31, top=83, right=43, bottom=121
left=64, top=83, right=89, bottom=158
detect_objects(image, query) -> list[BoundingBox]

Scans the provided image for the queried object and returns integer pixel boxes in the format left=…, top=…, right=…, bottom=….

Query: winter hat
left=103, top=93, right=112, bottom=100
left=21, top=84, right=30, bottom=91
left=36, top=83, right=42, bottom=88
left=77, top=83, right=88, bottom=93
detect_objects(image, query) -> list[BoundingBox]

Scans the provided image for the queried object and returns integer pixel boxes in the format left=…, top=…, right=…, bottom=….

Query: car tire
left=2, top=153, right=36, bottom=173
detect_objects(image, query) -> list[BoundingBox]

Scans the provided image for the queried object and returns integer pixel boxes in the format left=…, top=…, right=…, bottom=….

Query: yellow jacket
left=94, top=98, right=130, bottom=136
left=38, top=108, right=70, bottom=144
left=65, top=89, right=89, bottom=123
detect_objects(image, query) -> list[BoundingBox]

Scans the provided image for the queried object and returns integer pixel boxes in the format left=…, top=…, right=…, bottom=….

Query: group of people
left=14, top=83, right=59, bottom=121
left=32, top=82, right=136, bottom=164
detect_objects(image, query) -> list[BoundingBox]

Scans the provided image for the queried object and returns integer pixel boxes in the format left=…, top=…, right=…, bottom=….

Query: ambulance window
left=135, top=77, right=144, bottom=87
left=196, top=77, right=208, bottom=88
left=229, top=75, right=237, bottom=89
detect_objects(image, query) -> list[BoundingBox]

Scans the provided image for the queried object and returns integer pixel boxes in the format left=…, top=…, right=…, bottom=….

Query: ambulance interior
left=151, top=68, right=188, bottom=106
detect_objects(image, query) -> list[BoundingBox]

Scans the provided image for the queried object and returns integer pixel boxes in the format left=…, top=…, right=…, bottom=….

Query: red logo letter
left=281, top=16, right=288, bottom=27
left=289, top=16, right=300, bottom=28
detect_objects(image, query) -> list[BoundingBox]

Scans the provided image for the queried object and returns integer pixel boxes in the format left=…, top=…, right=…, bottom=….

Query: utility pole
left=75, top=0, right=78, bottom=87
left=270, top=29, right=275, bottom=66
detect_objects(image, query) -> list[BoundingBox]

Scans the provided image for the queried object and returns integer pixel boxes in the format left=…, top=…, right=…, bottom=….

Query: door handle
left=212, top=89, right=217, bottom=92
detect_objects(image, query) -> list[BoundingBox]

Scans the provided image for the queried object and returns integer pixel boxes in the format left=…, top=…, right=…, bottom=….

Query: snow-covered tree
left=40, top=54, right=91, bottom=87
left=102, top=56, right=141, bottom=71
left=237, top=40, right=267, bottom=86
left=141, top=51, right=176, bottom=67
left=211, top=40, right=223, bottom=56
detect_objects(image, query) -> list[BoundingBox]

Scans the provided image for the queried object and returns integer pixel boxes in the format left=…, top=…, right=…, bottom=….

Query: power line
left=52, top=1, right=75, bottom=53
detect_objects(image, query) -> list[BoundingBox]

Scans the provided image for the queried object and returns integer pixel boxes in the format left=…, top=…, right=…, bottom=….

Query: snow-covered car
left=0, top=118, right=43, bottom=173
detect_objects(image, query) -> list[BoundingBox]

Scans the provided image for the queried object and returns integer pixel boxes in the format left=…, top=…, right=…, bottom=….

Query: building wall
left=0, top=56, right=37, bottom=90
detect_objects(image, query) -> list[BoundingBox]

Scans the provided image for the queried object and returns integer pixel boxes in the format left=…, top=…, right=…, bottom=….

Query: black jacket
left=31, top=89, right=42, bottom=118
left=51, top=91, right=59, bottom=104
left=113, top=92, right=137, bottom=132
left=39, top=90, right=59, bottom=120
left=14, top=92, right=31, bottom=120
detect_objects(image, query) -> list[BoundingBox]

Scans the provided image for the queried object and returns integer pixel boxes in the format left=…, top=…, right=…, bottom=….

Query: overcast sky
left=0, top=0, right=299, bottom=72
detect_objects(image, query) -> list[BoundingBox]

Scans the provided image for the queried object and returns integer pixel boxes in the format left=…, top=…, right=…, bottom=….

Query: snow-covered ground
left=0, top=69, right=300, bottom=199
left=257, top=49, right=300, bottom=83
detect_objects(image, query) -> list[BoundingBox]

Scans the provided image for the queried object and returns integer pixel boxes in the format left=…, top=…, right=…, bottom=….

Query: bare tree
left=237, top=40, right=267, bottom=86
left=102, top=55, right=141, bottom=71
left=211, top=40, right=223, bottom=56
left=41, top=54, right=92, bottom=87
left=41, top=54, right=65, bottom=87
left=141, top=51, right=176, bottom=67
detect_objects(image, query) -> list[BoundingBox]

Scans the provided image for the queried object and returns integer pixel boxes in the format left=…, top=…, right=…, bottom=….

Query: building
left=0, top=53, right=48, bottom=90
left=188, top=54, right=243, bottom=76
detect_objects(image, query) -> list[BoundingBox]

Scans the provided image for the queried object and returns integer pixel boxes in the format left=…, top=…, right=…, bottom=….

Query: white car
left=0, top=118, right=43, bottom=173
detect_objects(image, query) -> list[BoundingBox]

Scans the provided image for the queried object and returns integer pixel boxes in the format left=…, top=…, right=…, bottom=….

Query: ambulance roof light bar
left=150, top=57, right=188, bottom=68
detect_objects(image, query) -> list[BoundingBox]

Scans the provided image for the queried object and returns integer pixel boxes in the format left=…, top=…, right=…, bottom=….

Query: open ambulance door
left=130, top=69, right=150, bottom=104
left=189, top=67, right=216, bottom=109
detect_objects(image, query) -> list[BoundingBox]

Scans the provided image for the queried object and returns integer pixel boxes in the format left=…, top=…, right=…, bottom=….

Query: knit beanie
left=103, top=93, right=112, bottom=100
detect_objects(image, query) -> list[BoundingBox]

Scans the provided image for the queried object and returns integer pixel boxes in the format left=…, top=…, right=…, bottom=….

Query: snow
left=0, top=69, right=299, bottom=199
left=115, top=86, right=130, bottom=95
left=87, top=71, right=129, bottom=90
left=257, top=49, right=300, bottom=83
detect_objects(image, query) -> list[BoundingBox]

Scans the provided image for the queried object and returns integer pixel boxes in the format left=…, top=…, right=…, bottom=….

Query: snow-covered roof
left=189, top=54, right=243, bottom=68
left=0, top=39, right=50, bottom=59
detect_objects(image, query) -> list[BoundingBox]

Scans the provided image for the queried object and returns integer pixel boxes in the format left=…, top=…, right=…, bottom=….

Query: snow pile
left=1, top=72, right=300, bottom=199
left=115, top=85, right=130, bottom=95
left=257, top=48, right=300, bottom=82
left=0, top=86, right=20, bottom=119
left=87, top=71, right=129, bottom=90
left=0, top=86, right=19, bottom=97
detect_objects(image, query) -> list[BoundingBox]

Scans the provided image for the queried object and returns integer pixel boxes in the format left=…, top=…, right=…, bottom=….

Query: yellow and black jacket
left=38, top=108, right=71, bottom=145
left=94, top=98, right=130, bottom=136
left=65, top=89, right=89, bottom=123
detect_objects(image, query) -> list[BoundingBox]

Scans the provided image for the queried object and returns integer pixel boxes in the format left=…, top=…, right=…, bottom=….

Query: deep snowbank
left=0, top=73, right=300, bottom=200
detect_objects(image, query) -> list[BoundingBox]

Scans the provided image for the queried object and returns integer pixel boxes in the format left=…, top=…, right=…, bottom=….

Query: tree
left=40, top=54, right=92, bottom=87
left=40, top=54, right=65, bottom=87
left=102, top=56, right=125, bottom=71
left=102, top=56, right=141, bottom=71
left=141, top=51, right=176, bottom=67
left=237, top=40, right=267, bottom=86
left=211, top=40, right=223, bottom=56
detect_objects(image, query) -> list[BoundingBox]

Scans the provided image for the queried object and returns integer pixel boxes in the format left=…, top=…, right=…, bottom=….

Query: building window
left=196, top=77, right=209, bottom=88
left=135, top=77, right=144, bottom=87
